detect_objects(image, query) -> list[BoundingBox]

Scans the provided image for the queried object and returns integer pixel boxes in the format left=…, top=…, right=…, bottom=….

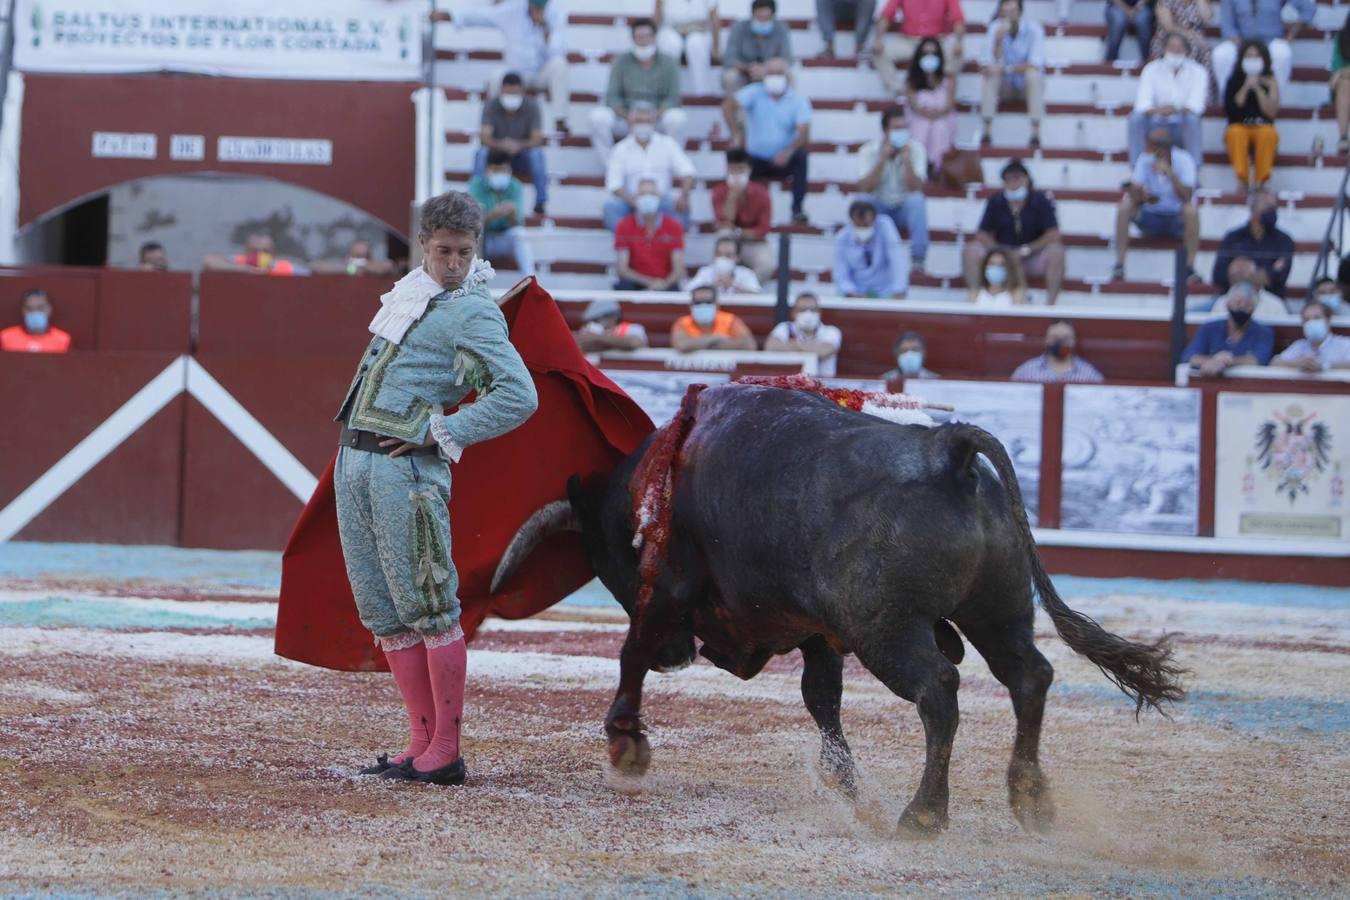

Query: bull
left=492, top=382, right=1185, bottom=835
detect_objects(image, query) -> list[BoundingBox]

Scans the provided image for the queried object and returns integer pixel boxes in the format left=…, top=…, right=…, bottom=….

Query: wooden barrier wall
left=0, top=267, right=192, bottom=353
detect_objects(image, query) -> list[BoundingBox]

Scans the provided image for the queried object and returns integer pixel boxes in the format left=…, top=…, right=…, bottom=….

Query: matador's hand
left=381, top=434, right=438, bottom=457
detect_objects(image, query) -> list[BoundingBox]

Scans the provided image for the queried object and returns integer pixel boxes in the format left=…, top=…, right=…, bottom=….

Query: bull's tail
left=948, top=424, right=1187, bottom=715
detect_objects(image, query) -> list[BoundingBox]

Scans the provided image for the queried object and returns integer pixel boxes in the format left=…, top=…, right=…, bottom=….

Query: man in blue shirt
left=978, top=0, right=1046, bottom=147
left=832, top=200, right=909, bottom=298
left=1112, top=128, right=1200, bottom=283
left=1212, top=0, right=1314, bottom=92
left=723, top=57, right=812, bottom=223
left=1210, top=190, right=1295, bottom=300
left=1182, top=286, right=1275, bottom=376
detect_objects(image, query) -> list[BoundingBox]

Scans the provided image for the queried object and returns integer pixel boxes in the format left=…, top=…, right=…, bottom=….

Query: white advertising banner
left=14, top=0, right=423, bottom=80
left=1215, top=392, right=1349, bottom=541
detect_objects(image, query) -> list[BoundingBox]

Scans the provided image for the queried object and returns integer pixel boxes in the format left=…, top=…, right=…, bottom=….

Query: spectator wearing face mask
left=882, top=331, right=940, bottom=381
left=721, top=0, right=794, bottom=93
left=603, top=102, right=697, bottom=232
left=573, top=298, right=650, bottom=352
left=1, top=290, right=72, bottom=353
left=1012, top=321, right=1104, bottom=383
left=1150, top=0, right=1210, bottom=69
left=1127, top=31, right=1207, bottom=165
left=1206, top=259, right=1288, bottom=319
left=978, top=0, right=1046, bottom=149
left=202, top=232, right=297, bottom=275
left=655, top=0, right=720, bottom=96
left=670, top=285, right=757, bottom=351
left=614, top=179, right=686, bottom=291
left=590, top=19, right=687, bottom=166
left=1182, top=288, right=1274, bottom=376
left=711, top=149, right=776, bottom=282
left=1310, top=277, right=1347, bottom=320
left=1272, top=301, right=1350, bottom=374
left=475, top=72, right=549, bottom=216
left=1104, top=0, right=1154, bottom=63
left=1223, top=39, right=1280, bottom=191
left=468, top=149, right=537, bottom=277
left=905, top=38, right=959, bottom=173
left=962, top=159, right=1065, bottom=304
left=857, top=108, right=929, bottom=273
left=1212, top=0, right=1314, bottom=94
left=970, top=246, right=1027, bottom=305
left=834, top=201, right=909, bottom=299
left=688, top=237, right=764, bottom=294
left=765, top=292, right=844, bottom=375
left=1112, top=128, right=1200, bottom=283
left=138, top=241, right=168, bottom=271
left=873, top=0, right=965, bottom=93
left=1211, top=190, right=1294, bottom=301
left=724, top=58, right=812, bottom=224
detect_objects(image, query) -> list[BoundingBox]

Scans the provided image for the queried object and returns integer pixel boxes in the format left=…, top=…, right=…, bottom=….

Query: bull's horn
left=490, top=500, right=580, bottom=593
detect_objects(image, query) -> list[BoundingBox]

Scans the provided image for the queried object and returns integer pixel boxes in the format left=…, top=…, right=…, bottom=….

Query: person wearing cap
left=573, top=299, right=650, bottom=352
left=962, top=158, right=1065, bottom=305
left=670, top=285, right=757, bottom=351
left=687, top=236, right=763, bottom=294
left=765, top=292, right=843, bottom=375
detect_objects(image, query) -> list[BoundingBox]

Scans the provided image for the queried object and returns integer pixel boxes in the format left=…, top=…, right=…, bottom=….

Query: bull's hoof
left=608, top=731, right=652, bottom=776
left=817, top=746, right=859, bottom=801
left=1009, top=768, right=1055, bottom=834
left=897, top=803, right=948, bottom=838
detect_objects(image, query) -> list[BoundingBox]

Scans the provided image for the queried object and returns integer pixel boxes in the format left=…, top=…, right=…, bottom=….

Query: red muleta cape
left=274, top=278, right=655, bottom=671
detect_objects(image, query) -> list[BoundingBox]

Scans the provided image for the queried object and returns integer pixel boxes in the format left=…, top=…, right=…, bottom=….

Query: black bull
left=493, top=384, right=1185, bottom=835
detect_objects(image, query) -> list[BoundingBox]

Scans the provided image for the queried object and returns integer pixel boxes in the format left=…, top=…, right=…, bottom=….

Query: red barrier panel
left=196, top=273, right=380, bottom=355
left=0, top=352, right=184, bottom=544
left=0, top=266, right=191, bottom=352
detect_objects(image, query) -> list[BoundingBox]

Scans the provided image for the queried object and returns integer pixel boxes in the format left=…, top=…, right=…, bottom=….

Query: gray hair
left=419, top=191, right=483, bottom=238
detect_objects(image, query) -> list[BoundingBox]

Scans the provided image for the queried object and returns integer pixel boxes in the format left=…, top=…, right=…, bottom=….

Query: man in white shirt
left=434, top=0, right=571, bottom=133
left=687, top=236, right=764, bottom=294
left=1127, top=31, right=1207, bottom=164
left=602, top=102, right=698, bottom=231
left=1272, top=300, right=1350, bottom=373
left=765, top=292, right=844, bottom=376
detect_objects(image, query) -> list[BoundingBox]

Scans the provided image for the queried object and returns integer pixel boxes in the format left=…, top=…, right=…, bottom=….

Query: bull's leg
left=958, top=615, right=1056, bottom=833
left=799, top=636, right=858, bottom=799
left=604, top=596, right=688, bottom=777
left=855, top=620, right=959, bottom=836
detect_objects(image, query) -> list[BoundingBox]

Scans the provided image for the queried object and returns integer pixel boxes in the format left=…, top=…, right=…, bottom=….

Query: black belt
left=338, top=425, right=439, bottom=457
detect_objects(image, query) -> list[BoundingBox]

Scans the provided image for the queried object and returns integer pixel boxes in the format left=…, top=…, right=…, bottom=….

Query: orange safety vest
left=0, top=325, right=71, bottom=353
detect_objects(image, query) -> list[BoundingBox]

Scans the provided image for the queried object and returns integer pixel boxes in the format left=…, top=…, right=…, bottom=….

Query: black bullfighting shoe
left=358, top=753, right=396, bottom=775
left=380, top=757, right=467, bottom=786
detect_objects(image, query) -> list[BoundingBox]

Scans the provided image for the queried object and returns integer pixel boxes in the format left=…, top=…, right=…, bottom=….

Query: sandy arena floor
left=0, top=545, right=1346, bottom=897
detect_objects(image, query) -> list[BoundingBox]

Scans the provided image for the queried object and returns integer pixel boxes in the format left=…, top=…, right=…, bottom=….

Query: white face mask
left=631, top=123, right=655, bottom=142
left=487, top=172, right=511, bottom=191
left=898, top=350, right=924, bottom=375
left=1164, top=51, right=1186, bottom=68
left=727, top=172, right=749, bottom=188
left=795, top=309, right=821, bottom=331
left=691, top=303, right=717, bottom=326
left=713, top=255, right=736, bottom=275
left=499, top=93, right=524, bottom=111
left=763, top=74, right=788, bottom=96
left=635, top=194, right=661, bottom=216
left=918, top=54, right=940, bottom=73
left=633, top=43, right=657, bottom=61
left=853, top=225, right=874, bottom=242
left=1240, top=57, right=1264, bottom=76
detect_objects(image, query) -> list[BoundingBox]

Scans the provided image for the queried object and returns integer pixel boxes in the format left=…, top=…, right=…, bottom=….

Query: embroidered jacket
left=336, top=272, right=538, bottom=460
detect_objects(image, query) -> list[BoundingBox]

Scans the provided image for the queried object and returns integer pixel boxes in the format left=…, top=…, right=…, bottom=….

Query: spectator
left=1331, top=14, right=1350, bottom=155
left=687, top=237, right=764, bottom=294
left=1011, top=321, right=1105, bottom=383
left=1208, top=261, right=1288, bottom=319
left=1112, top=128, right=1200, bottom=282
left=817, top=0, right=877, bottom=59
left=978, top=0, right=1046, bottom=148
left=468, top=149, right=537, bottom=277
left=721, top=0, right=793, bottom=93
left=602, top=103, right=697, bottom=232
left=573, top=298, right=650, bottom=352
left=1104, top=0, right=1154, bottom=62
left=1211, top=190, right=1294, bottom=300
left=655, top=0, right=720, bottom=96
left=475, top=72, right=549, bottom=216
left=670, top=285, right=757, bottom=351
left=310, top=239, right=397, bottom=277
left=765, top=292, right=844, bottom=375
left=1151, top=0, right=1211, bottom=69
left=712, top=149, right=776, bottom=282
left=1311, top=276, right=1346, bottom=318
left=1127, top=32, right=1207, bottom=164
left=138, top=241, right=168, bottom=271
left=1272, top=300, right=1350, bottom=373
left=434, top=0, right=571, bottom=133
left=962, top=159, right=1065, bottom=304
left=833, top=200, right=909, bottom=299
left=1223, top=40, right=1280, bottom=191
left=874, top=0, right=966, bottom=93
left=1183, top=287, right=1274, bottom=375
left=724, top=58, right=812, bottom=224
left=857, top=108, right=929, bottom=272
left=1213, top=0, right=1314, bottom=93
left=614, top=179, right=686, bottom=291
left=882, top=331, right=940, bottom=380
left=970, top=246, right=1027, bottom=305
left=202, top=232, right=297, bottom=275
left=590, top=19, right=687, bottom=165
left=905, top=38, right=959, bottom=175
left=1, top=290, right=71, bottom=353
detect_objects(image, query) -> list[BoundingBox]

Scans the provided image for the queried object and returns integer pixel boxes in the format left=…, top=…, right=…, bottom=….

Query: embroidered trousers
left=334, top=446, right=461, bottom=640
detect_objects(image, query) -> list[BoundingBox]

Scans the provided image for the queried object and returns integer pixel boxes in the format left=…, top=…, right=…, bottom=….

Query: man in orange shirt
left=202, top=232, right=298, bottom=276
left=670, top=286, right=757, bottom=352
left=1, top=290, right=72, bottom=353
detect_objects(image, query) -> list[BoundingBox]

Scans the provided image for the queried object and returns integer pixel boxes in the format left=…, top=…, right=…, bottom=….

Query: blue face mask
left=1005, top=185, right=1028, bottom=203
left=487, top=172, right=511, bottom=191
left=1303, top=317, right=1330, bottom=343
left=898, top=350, right=924, bottom=376
left=750, top=19, right=774, bottom=35
left=1317, top=292, right=1343, bottom=313
left=985, top=264, right=1008, bottom=286
left=635, top=194, right=661, bottom=216
left=691, top=302, right=717, bottom=326
left=24, top=310, right=49, bottom=333
left=888, top=129, right=910, bottom=149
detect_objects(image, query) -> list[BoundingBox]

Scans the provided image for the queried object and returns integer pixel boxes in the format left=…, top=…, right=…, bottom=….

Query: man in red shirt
left=614, top=179, right=687, bottom=291
left=873, top=0, right=966, bottom=93
left=1, top=289, right=72, bottom=353
left=711, top=148, right=775, bottom=282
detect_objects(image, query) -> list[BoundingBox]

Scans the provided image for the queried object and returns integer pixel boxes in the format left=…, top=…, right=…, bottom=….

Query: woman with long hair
left=1224, top=39, right=1280, bottom=190
left=970, top=246, right=1027, bottom=305
left=905, top=37, right=958, bottom=175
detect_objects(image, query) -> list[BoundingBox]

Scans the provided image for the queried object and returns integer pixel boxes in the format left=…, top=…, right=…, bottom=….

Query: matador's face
left=420, top=228, right=478, bottom=291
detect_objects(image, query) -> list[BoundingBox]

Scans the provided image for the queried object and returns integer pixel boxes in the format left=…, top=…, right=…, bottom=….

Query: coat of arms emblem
left=1254, top=404, right=1333, bottom=503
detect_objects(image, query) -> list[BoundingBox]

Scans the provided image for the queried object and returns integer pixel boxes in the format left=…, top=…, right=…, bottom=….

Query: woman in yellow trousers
left=1223, top=40, right=1281, bottom=191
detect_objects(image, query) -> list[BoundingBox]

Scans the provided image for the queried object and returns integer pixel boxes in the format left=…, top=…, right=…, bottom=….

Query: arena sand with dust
left=0, top=544, right=1346, bottom=897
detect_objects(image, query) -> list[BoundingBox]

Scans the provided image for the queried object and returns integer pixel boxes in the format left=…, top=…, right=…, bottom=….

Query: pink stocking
left=381, top=638, right=436, bottom=764
left=414, top=629, right=467, bottom=773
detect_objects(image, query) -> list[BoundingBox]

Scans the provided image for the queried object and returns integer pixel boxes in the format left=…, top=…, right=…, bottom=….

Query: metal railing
left=1309, top=155, right=1350, bottom=295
